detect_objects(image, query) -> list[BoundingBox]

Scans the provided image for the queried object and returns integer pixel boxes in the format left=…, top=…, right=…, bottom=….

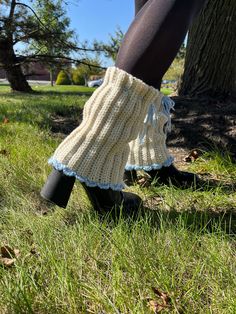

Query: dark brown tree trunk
left=5, top=65, right=32, bottom=92
left=50, top=68, right=54, bottom=86
left=179, top=0, right=236, bottom=100
left=0, top=40, right=32, bottom=92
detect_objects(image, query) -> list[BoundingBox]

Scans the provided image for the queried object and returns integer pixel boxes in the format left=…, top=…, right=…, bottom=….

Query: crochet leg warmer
left=49, top=67, right=161, bottom=190
left=125, top=95, right=175, bottom=172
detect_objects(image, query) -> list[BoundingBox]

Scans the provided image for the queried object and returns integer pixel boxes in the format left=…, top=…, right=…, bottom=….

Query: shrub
left=56, top=70, right=71, bottom=85
left=72, top=71, right=85, bottom=85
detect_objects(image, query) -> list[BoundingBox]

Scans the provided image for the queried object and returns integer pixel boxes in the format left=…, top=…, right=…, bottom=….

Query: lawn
left=0, top=85, right=235, bottom=313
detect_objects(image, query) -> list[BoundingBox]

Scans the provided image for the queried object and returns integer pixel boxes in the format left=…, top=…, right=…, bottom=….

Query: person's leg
left=41, top=67, right=160, bottom=212
left=41, top=0, right=207, bottom=210
left=135, top=0, right=206, bottom=27
left=123, top=0, right=207, bottom=187
left=116, top=0, right=207, bottom=87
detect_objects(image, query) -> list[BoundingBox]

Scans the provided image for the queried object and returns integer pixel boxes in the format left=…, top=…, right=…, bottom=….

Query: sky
left=67, top=0, right=134, bottom=42
left=66, top=0, right=135, bottom=66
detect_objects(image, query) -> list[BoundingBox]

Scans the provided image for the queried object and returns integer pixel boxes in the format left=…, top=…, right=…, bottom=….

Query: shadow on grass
left=0, top=89, right=94, bottom=98
left=0, top=90, right=88, bottom=133
left=148, top=209, right=236, bottom=234
left=200, top=179, right=236, bottom=194
left=59, top=202, right=236, bottom=235
left=96, top=205, right=236, bottom=235
left=36, top=90, right=94, bottom=97
left=1, top=175, right=234, bottom=236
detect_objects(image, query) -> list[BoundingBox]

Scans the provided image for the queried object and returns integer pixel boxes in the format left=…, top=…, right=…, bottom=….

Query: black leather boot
left=123, top=169, right=138, bottom=186
left=147, top=164, right=201, bottom=188
left=124, top=164, right=200, bottom=188
left=81, top=183, right=142, bottom=216
left=41, top=169, right=142, bottom=215
left=40, top=169, right=75, bottom=208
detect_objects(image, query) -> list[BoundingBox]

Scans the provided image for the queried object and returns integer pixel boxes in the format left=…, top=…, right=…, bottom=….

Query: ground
left=168, top=96, right=236, bottom=163
left=0, top=85, right=236, bottom=313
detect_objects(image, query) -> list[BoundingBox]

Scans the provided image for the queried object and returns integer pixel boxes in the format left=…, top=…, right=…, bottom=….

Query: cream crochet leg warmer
left=125, top=95, right=175, bottom=172
left=49, top=67, right=161, bottom=190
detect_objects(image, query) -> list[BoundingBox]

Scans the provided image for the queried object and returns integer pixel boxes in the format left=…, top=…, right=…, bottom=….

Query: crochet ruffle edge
left=48, top=158, right=126, bottom=191
left=125, top=155, right=174, bottom=171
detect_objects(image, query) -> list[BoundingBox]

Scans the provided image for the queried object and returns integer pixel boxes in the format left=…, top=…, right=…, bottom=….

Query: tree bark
left=0, top=39, right=32, bottom=92
left=50, top=68, right=54, bottom=86
left=179, top=0, right=236, bottom=100
left=5, top=65, right=32, bottom=92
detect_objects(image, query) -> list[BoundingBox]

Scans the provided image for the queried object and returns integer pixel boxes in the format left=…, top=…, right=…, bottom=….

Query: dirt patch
left=50, top=106, right=83, bottom=138
left=168, top=97, right=236, bottom=151
left=50, top=115, right=81, bottom=137
left=167, top=97, right=236, bottom=165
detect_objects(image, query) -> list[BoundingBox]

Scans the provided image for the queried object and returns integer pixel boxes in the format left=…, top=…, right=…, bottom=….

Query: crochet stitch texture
left=49, top=67, right=162, bottom=190
left=126, top=96, right=175, bottom=171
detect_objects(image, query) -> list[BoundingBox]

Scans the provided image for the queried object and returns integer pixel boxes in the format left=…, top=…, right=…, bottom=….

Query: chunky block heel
left=40, top=169, right=75, bottom=208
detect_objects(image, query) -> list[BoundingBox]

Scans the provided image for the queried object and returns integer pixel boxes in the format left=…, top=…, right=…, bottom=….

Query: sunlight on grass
left=0, top=85, right=235, bottom=313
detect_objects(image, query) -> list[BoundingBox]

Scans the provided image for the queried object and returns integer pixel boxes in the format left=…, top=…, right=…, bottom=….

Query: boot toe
left=175, top=171, right=201, bottom=188
left=122, top=191, right=143, bottom=211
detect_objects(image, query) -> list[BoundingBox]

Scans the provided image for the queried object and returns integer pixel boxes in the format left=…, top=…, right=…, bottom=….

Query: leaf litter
left=0, top=245, right=20, bottom=268
left=147, top=287, right=172, bottom=313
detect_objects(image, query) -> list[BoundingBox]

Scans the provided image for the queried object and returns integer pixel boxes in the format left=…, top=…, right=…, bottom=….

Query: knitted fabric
left=125, top=95, right=175, bottom=171
left=49, top=67, right=161, bottom=190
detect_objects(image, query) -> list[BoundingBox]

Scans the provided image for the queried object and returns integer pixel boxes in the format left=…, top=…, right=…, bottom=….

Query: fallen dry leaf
left=1, top=246, right=20, bottom=258
left=190, top=149, right=200, bottom=161
left=3, top=117, right=9, bottom=124
left=137, top=177, right=151, bottom=187
left=0, top=257, right=16, bottom=267
left=0, top=246, right=20, bottom=268
left=148, top=299, right=170, bottom=313
left=152, top=287, right=171, bottom=305
left=0, top=149, right=9, bottom=156
left=30, top=246, right=40, bottom=257
left=147, top=287, right=172, bottom=313
left=184, top=149, right=200, bottom=163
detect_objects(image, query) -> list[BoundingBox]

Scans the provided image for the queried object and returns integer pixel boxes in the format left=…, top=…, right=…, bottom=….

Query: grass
left=0, top=85, right=236, bottom=313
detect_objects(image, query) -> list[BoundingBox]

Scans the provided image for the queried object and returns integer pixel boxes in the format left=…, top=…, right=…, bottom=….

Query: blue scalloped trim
left=48, top=158, right=125, bottom=191
left=125, top=156, right=174, bottom=171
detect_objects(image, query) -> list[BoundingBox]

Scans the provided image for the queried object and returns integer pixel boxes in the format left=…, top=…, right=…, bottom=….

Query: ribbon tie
left=139, top=96, right=175, bottom=145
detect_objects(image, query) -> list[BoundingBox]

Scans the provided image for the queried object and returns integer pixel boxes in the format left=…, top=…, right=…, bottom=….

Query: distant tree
left=74, top=58, right=102, bottom=86
left=0, top=0, right=103, bottom=92
left=176, top=43, right=186, bottom=61
left=162, top=43, right=186, bottom=83
left=56, top=70, right=71, bottom=85
left=94, top=27, right=124, bottom=62
left=163, top=58, right=184, bottom=83
left=179, top=0, right=236, bottom=99
left=0, top=0, right=33, bottom=92
left=71, top=69, right=85, bottom=85
left=30, top=0, right=74, bottom=86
